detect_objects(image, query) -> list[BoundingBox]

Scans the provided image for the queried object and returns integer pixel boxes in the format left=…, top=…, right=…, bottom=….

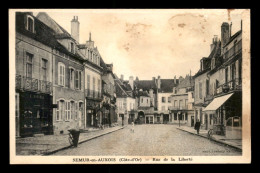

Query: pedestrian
left=194, top=119, right=201, bottom=134
left=131, top=121, right=135, bottom=133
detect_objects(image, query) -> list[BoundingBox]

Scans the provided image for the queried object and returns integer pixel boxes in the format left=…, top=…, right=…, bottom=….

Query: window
left=57, top=100, right=65, bottom=121
left=162, top=97, right=166, bottom=103
left=199, top=82, right=202, bottom=99
left=179, top=100, right=183, bottom=109
left=87, top=75, right=90, bottom=89
left=93, top=77, right=96, bottom=92
left=98, top=79, right=101, bottom=95
left=41, top=59, right=47, bottom=81
left=174, top=100, right=177, bottom=107
left=26, top=52, right=33, bottom=78
left=225, top=67, right=229, bottom=83
left=231, top=63, right=236, bottom=81
left=185, top=114, right=188, bottom=120
left=75, top=71, right=82, bottom=90
left=211, top=58, right=215, bottom=69
left=58, top=63, right=65, bottom=86
left=147, top=99, right=148, bottom=104
left=174, top=113, right=177, bottom=120
left=26, top=16, right=34, bottom=33
left=185, top=99, right=188, bottom=107
left=168, top=97, right=171, bottom=103
left=69, top=68, right=75, bottom=89
left=161, top=106, right=165, bottom=111
left=206, top=79, right=209, bottom=95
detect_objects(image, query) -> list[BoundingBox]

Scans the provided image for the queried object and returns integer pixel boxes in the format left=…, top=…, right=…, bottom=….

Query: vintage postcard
left=9, top=9, right=251, bottom=164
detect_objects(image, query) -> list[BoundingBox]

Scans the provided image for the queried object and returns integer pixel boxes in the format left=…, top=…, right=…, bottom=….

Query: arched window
left=26, top=15, right=34, bottom=33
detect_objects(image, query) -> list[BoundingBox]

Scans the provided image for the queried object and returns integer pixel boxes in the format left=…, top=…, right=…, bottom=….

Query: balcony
left=85, top=89, right=102, bottom=99
left=216, top=78, right=242, bottom=95
left=16, top=75, right=52, bottom=94
left=224, top=40, right=242, bottom=61
left=169, top=105, right=188, bottom=111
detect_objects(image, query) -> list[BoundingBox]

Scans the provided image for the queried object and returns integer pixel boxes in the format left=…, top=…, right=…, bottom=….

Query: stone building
left=100, top=60, right=117, bottom=127
left=36, top=13, right=85, bottom=134
left=15, top=12, right=55, bottom=137
left=203, top=22, right=242, bottom=138
left=77, top=33, right=103, bottom=128
left=169, top=75, right=194, bottom=126
left=114, top=75, right=136, bottom=126
left=156, top=76, right=178, bottom=124
left=133, top=78, right=157, bottom=124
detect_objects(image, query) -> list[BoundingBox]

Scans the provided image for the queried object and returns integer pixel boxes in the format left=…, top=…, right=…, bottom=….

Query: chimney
left=86, top=32, right=94, bottom=48
left=210, top=35, right=218, bottom=52
left=174, top=75, right=176, bottom=84
left=120, top=74, right=124, bottom=81
left=157, top=76, right=161, bottom=89
left=221, top=22, right=230, bottom=49
left=129, top=76, right=134, bottom=90
left=71, top=16, right=80, bottom=43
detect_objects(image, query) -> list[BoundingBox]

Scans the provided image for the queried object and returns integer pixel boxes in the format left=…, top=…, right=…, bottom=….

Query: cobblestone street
left=53, top=124, right=242, bottom=156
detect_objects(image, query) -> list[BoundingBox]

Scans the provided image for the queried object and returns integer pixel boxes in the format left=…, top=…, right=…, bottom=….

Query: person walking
left=194, top=119, right=201, bottom=134
left=131, top=121, right=135, bottom=133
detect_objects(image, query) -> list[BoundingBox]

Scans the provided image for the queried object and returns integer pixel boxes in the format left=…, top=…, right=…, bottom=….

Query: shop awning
left=203, top=93, right=233, bottom=112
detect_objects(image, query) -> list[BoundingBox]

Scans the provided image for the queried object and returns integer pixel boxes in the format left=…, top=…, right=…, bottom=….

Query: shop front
left=86, top=99, right=101, bottom=128
left=18, top=92, right=53, bottom=137
left=203, top=92, right=242, bottom=138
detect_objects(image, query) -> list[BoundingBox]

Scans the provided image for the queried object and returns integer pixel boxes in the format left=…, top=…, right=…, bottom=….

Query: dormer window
left=26, top=15, right=34, bottom=33
left=70, top=42, right=75, bottom=53
left=211, top=58, right=215, bottom=69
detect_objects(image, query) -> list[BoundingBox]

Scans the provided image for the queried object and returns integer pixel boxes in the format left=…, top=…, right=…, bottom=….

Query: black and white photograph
left=9, top=9, right=251, bottom=164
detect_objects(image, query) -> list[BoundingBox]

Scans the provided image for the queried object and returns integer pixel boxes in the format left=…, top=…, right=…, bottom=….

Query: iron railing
left=216, top=78, right=242, bottom=95
left=16, top=75, right=52, bottom=94
left=85, top=89, right=102, bottom=99
left=169, top=105, right=188, bottom=110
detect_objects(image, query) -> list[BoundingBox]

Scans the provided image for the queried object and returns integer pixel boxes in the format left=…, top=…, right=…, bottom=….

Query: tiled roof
left=137, top=91, right=150, bottom=97
left=115, top=81, right=130, bottom=98
left=159, top=79, right=178, bottom=93
left=134, top=80, right=157, bottom=91
left=16, top=12, right=85, bottom=62
left=177, top=75, right=194, bottom=89
left=194, top=41, right=221, bottom=78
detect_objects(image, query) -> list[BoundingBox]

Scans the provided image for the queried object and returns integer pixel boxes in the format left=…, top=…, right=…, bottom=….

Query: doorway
left=191, top=116, right=194, bottom=127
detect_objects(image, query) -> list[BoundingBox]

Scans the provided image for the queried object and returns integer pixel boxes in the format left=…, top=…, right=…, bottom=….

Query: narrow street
left=53, top=124, right=242, bottom=156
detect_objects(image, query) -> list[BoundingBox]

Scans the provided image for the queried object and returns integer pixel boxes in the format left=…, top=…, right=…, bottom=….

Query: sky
left=32, top=9, right=244, bottom=81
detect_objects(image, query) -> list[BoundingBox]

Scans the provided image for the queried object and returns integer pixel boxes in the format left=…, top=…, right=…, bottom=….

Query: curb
left=43, top=126, right=125, bottom=155
left=176, top=127, right=242, bottom=152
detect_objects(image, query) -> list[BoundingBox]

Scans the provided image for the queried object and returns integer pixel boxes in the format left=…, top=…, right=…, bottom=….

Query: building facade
left=169, top=75, right=194, bottom=126
left=203, top=22, right=242, bottom=138
left=115, top=75, right=136, bottom=126
left=15, top=12, right=54, bottom=137
left=37, top=13, right=86, bottom=135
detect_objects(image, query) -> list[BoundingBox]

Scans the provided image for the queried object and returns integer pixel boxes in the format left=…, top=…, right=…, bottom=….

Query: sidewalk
left=176, top=126, right=242, bottom=151
left=16, top=125, right=125, bottom=155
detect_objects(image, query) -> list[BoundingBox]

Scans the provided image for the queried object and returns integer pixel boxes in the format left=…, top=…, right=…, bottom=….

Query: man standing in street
left=194, top=119, right=201, bottom=134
